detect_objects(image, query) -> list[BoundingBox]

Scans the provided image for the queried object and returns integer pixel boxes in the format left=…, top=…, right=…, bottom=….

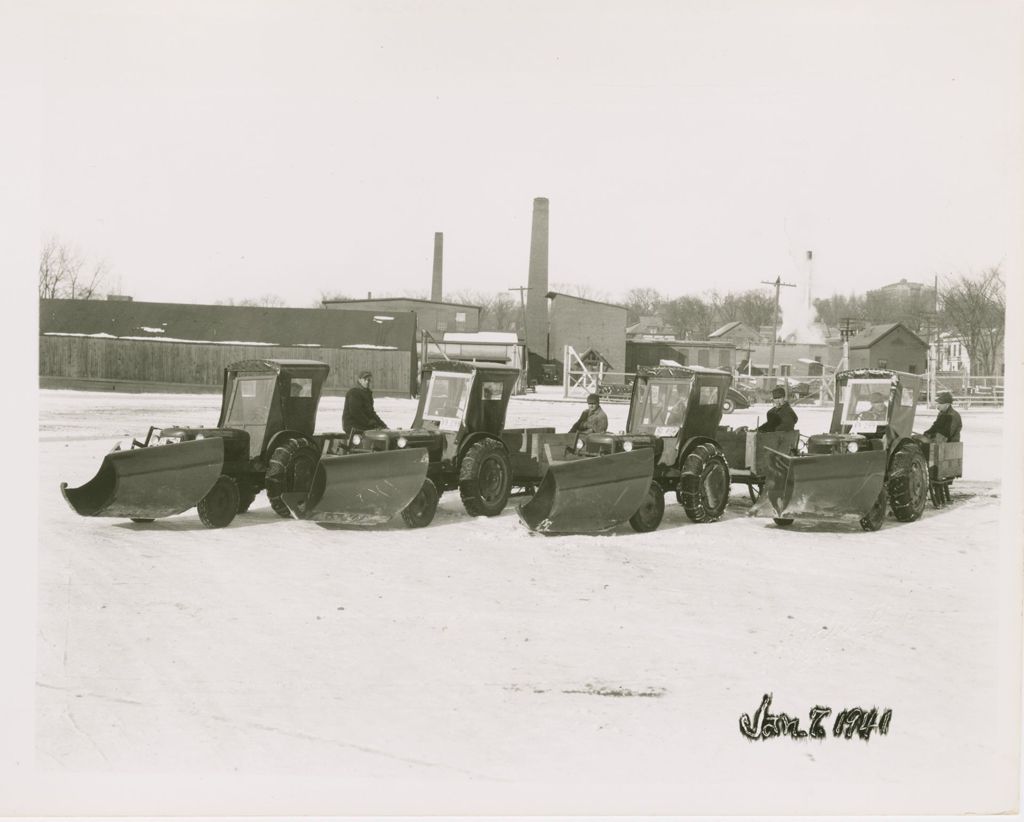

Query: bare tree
left=709, top=289, right=777, bottom=331
left=940, top=267, right=1005, bottom=375
left=814, top=293, right=867, bottom=331
left=448, top=289, right=519, bottom=332
left=662, top=295, right=716, bottom=340
left=217, top=294, right=288, bottom=308
left=38, top=236, right=108, bottom=300
left=621, top=287, right=665, bottom=324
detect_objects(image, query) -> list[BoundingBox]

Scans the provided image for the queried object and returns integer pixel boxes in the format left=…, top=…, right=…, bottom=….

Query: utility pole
left=839, top=316, right=857, bottom=372
left=761, top=275, right=796, bottom=389
left=508, top=285, right=531, bottom=391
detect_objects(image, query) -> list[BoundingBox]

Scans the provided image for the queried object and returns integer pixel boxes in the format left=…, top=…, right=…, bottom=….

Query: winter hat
left=771, top=386, right=786, bottom=399
left=359, top=370, right=373, bottom=380
left=587, top=393, right=601, bottom=404
left=937, top=391, right=953, bottom=404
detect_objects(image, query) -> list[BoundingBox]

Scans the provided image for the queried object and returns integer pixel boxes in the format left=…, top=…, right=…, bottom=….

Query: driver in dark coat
left=922, top=391, right=962, bottom=442
left=569, top=393, right=609, bottom=434
left=342, top=370, right=387, bottom=433
left=757, top=386, right=798, bottom=432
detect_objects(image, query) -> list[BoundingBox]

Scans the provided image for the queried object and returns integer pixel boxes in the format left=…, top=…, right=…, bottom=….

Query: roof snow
left=138, top=326, right=165, bottom=333
left=341, top=343, right=398, bottom=350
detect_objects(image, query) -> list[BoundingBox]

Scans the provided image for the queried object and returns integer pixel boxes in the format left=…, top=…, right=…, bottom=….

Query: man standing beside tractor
left=569, top=393, right=609, bottom=434
left=922, top=391, right=963, bottom=442
left=343, top=370, right=387, bottom=433
left=757, top=386, right=798, bottom=433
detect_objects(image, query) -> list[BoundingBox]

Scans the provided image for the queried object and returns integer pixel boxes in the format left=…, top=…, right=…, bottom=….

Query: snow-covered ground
left=33, top=389, right=1020, bottom=815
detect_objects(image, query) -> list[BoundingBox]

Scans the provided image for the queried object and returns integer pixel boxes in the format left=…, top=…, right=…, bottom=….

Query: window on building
left=780, top=364, right=791, bottom=377
left=908, top=364, right=917, bottom=373
left=436, top=320, right=448, bottom=332
left=697, top=348, right=710, bottom=367
left=718, top=349, right=731, bottom=368
left=877, top=359, right=888, bottom=368
left=455, top=311, right=466, bottom=329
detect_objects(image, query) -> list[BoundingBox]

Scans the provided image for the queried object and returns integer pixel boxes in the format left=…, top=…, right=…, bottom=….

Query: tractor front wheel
left=722, top=397, right=735, bottom=414
left=629, top=482, right=665, bottom=532
left=236, top=483, right=258, bottom=513
left=859, top=488, right=888, bottom=531
left=887, top=444, right=929, bottom=522
left=197, top=475, right=240, bottom=529
left=677, top=443, right=730, bottom=523
left=266, top=437, right=320, bottom=517
left=459, top=439, right=512, bottom=517
left=401, top=479, right=439, bottom=528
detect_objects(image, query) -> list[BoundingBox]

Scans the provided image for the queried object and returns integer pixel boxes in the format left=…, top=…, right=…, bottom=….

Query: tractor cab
left=804, top=369, right=921, bottom=457
left=350, top=361, right=520, bottom=463
left=579, top=366, right=733, bottom=471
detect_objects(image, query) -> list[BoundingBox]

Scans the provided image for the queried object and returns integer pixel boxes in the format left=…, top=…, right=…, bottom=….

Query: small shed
left=847, top=323, right=927, bottom=375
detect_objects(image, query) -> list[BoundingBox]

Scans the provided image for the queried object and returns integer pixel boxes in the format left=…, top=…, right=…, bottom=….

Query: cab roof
left=226, top=359, right=330, bottom=374
left=636, top=364, right=732, bottom=379
left=421, top=359, right=522, bottom=374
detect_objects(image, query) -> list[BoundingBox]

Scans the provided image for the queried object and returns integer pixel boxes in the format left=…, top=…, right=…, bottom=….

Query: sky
left=26, top=0, right=1024, bottom=320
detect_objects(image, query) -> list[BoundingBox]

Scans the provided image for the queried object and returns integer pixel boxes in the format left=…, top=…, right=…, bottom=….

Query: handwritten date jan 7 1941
left=739, top=693, right=892, bottom=741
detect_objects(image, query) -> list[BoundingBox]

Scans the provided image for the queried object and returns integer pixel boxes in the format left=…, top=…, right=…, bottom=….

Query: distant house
left=626, top=339, right=736, bottom=372
left=847, top=323, right=927, bottom=374
left=627, top=314, right=677, bottom=341
left=709, top=321, right=763, bottom=345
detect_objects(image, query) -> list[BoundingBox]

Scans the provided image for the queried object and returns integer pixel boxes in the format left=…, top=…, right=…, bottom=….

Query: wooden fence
left=39, top=336, right=413, bottom=395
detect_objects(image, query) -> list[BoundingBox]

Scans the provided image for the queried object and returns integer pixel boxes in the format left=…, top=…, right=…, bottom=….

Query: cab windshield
left=224, top=376, right=276, bottom=427
left=631, top=378, right=692, bottom=432
left=841, top=379, right=893, bottom=430
left=423, top=371, right=472, bottom=430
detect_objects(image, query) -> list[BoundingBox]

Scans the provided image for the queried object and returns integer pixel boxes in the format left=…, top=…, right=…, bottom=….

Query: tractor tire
left=676, top=443, right=730, bottom=523
left=401, top=479, right=439, bottom=528
left=859, top=488, right=887, bottom=532
left=459, top=439, right=512, bottom=517
left=236, top=483, right=258, bottom=513
left=130, top=518, right=155, bottom=523
left=629, top=482, right=665, bottom=533
left=197, top=475, right=240, bottom=529
left=722, top=397, right=735, bottom=414
left=266, top=437, right=320, bottom=518
left=887, top=444, right=929, bottom=522
left=773, top=517, right=794, bottom=527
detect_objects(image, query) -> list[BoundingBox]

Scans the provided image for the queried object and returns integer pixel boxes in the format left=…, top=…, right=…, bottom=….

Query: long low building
left=39, top=299, right=419, bottom=395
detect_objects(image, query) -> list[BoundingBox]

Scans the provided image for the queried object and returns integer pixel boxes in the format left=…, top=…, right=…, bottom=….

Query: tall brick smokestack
left=525, top=197, right=549, bottom=360
left=431, top=232, right=444, bottom=302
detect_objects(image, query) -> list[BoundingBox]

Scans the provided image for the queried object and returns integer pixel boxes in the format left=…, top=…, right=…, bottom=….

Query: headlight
left=576, top=438, right=585, bottom=450
left=622, top=441, right=634, bottom=452
left=351, top=434, right=362, bottom=446
left=194, top=433, right=205, bottom=440
left=847, top=442, right=858, bottom=453
left=396, top=436, right=408, bottom=448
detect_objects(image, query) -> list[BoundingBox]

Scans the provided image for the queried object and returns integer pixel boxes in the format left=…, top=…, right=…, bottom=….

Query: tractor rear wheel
left=197, top=475, right=240, bottom=528
left=459, top=439, right=512, bottom=517
left=677, top=443, right=730, bottom=523
left=859, top=488, right=887, bottom=531
left=266, top=437, right=320, bottom=517
left=629, top=482, right=665, bottom=532
left=887, top=444, right=928, bottom=522
left=401, top=479, right=439, bottom=528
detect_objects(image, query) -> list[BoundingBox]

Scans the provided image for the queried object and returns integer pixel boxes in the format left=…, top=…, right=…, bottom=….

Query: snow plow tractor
left=289, top=361, right=521, bottom=523
left=60, top=359, right=429, bottom=529
left=516, top=365, right=735, bottom=534
left=752, top=369, right=930, bottom=531
left=716, top=426, right=801, bottom=502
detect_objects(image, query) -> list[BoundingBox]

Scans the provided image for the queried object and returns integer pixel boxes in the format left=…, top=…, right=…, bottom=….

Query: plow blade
left=518, top=448, right=655, bottom=534
left=60, top=437, right=225, bottom=519
left=754, top=448, right=887, bottom=520
left=282, top=448, right=429, bottom=526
